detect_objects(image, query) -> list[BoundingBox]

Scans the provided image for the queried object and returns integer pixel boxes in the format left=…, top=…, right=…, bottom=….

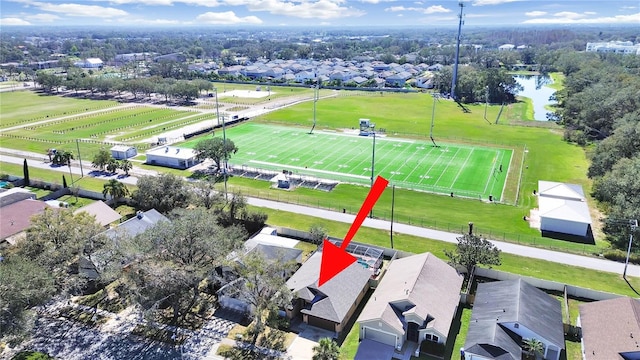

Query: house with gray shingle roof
left=463, top=279, right=565, bottom=360
left=578, top=296, right=640, bottom=360
left=286, top=249, right=371, bottom=336
left=357, top=253, right=462, bottom=355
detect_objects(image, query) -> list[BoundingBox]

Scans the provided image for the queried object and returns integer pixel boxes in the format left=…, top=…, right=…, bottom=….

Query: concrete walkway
left=1, top=150, right=638, bottom=278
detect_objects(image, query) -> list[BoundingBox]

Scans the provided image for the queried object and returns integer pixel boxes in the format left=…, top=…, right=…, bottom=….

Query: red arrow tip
left=318, top=239, right=357, bottom=287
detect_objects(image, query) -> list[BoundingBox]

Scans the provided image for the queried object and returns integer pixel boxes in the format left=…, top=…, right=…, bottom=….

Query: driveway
left=286, top=324, right=336, bottom=360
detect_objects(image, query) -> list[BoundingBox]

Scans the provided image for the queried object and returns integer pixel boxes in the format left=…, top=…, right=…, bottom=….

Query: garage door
left=308, top=316, right=336, bottom=331
left=364, top=327, right=396, bottom=347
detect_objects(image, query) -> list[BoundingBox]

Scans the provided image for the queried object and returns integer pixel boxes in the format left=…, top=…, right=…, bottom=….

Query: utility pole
left=451, top=1, right=465, bottom=101
left=624, top=219, right=638, bottom=278
left=75, top=139, right=84, bottom=178
left=390, top=184, right=395, bottom=249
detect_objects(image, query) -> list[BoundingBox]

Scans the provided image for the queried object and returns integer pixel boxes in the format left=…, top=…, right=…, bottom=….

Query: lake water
left=514, top=75, right=557, bottom=121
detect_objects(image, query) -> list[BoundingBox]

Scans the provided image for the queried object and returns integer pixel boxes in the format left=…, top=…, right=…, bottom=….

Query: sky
left=0, top=0, right=639, bottom=27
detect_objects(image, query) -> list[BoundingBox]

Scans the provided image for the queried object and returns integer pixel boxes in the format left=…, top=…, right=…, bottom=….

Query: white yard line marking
left=433, top=147, right=461, bottom=187
left=450, top=148, right=474, bottom=189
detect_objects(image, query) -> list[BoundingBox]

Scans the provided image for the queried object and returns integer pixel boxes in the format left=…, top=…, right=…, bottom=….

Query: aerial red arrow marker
left=318, top=175, right=389, bottom=286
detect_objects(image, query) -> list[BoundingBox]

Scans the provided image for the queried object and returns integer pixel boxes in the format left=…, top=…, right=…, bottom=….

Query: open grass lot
left=182, top=123, right=512, bottom=200
left=0, top=91, right=118, bottom=128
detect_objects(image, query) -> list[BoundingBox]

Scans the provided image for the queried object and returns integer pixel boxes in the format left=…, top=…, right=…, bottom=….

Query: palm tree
left=523, top=338, right=544, bottom=360
left=119, top=159, right=133, bottom=176
left=103, top=179, right=129, bottom=205
left=106, top=159, right=119, bottom=174
left=312, top=338, right=340, bottom=360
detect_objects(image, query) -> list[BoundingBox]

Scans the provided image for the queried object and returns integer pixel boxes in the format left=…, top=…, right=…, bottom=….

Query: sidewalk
left=1, top=150, right=637, bottom=277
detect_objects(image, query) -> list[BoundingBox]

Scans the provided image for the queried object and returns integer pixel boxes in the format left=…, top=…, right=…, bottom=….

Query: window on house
left=425, top=334, right=432, bottom=340
left=432, top=335, right=439, bottom=342
left=514, top=323, right=519, bottom=329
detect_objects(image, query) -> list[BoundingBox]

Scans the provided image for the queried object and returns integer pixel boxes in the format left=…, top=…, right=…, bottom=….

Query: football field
left=184, top=123, right=513, bottom=200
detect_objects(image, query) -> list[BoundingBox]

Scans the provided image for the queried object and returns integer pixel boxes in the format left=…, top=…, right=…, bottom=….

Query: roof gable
left=287, top=250, right=370, bottom=324
left=358, top=253, right=463, bottom=336
left=465, top=279, right=564, bottom=359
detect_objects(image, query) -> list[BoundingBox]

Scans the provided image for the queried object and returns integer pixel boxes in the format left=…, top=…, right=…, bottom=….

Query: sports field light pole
left=430, top=93, right=438, bottom=147
left=624, top=219, right=638, bottom=278
left=222, top=112, right=228, bottom=202
left=75, top=139, right=83, bottom=178
left=309, top=83, right=319, bottom=134
left=369, top=123, right=376, bottom=218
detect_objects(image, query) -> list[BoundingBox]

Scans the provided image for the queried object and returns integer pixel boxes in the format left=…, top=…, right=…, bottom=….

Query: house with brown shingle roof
left=0, top=199, right=49, bottom=246
left=356, top=253, right=463, bottom=357
left=579, top=296, right=640, bottom=360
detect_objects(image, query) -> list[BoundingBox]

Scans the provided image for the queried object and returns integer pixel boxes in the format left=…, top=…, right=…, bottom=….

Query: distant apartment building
left=586, top=41, right=640, bottom=55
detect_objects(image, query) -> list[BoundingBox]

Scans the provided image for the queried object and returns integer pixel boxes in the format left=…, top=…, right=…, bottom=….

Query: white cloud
left=223, top=0, right=365, bottom=19
left=26, top=1, right=129, bottom=18
left=385, top=5, right=450, bottom=14
left=472, top=0, right=520, bottom=6
left=105, top=0, right=219, bottom=6
left=621, top=6, right=637, bottom=10
left=358, top=0, right=396, bottom=3
left=138, top=18, right=181, bottom=24
left=0, top=17, right=32, bottom=25
left=26, top=13, right=61, bottom=22
left=584, top=11, right=596, bottom=15
left=525, top=11, right=546, bottom=17
left=196, top=11, right=262, bottom=24
left=553, top=11, right=586, bottom=19
left=523, top=12, right=640, bottom=24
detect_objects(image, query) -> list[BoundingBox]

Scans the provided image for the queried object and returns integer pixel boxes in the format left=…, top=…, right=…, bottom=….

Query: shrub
left=603, top=249, right=640, bottom=265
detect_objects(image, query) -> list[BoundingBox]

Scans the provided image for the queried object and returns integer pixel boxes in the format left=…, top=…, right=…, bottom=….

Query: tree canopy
left=193, top=137, right=238, bottom=173
left=131, top=173, right=190, bottom=213
left=120, top=207, right=246, bottom=325
left=445, top=232, right=501, bottom=277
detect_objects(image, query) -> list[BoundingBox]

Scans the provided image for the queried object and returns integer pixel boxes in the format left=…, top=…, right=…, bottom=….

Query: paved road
left=2, top=151, right=637, bottom=278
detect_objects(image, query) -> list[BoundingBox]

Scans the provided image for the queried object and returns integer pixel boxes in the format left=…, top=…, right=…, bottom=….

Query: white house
left=538, top=181, right=592, bottom=237
left=74, top=58, right=103, bottom=68
left=145, top=146, right=201, bottom=169
left=110, top=145, right=137, bottom=160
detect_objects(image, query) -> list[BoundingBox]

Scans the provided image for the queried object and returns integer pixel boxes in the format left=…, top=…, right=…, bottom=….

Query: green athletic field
left=183, top=123, right=513, bottom=200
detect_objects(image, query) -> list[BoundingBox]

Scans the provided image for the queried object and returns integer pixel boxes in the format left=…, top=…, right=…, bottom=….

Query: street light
left=369, top=123, right=376, bottom=218
left=624, top=219, right=638, bottom=279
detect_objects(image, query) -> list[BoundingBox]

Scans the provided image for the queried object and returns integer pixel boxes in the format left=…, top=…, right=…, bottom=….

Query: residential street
left=1, top=150, right=638, bottom=278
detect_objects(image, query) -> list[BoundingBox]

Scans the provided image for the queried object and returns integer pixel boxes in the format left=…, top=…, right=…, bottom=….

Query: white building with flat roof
left=586, top=41, right=640, bottom=55
left=145, top=146, right=201, bottom=169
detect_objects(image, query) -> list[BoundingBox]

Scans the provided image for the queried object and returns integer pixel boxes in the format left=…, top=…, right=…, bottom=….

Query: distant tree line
left=35, top=70, right=212, bottom=102
left=552, top=52, right=640, bottom=251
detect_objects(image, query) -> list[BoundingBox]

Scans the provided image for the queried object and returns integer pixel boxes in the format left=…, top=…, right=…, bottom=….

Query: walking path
left=1, top=150, right=637, bottom=277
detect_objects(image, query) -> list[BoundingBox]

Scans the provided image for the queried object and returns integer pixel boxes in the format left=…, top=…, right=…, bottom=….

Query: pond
left=513, top=75, right=557, bottom=121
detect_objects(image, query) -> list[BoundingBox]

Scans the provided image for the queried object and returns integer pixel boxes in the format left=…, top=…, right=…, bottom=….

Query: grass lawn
left=226, top=176, right=607, bottom=253
left=451, top=306, right=472, bottom=360
left=182, top=123, right=513, bottom=201
left=0, top=90, right=117, bottom=128
left=548, top=72, right=565, bottom=91
left=253, top=206, right=640, bottom=297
